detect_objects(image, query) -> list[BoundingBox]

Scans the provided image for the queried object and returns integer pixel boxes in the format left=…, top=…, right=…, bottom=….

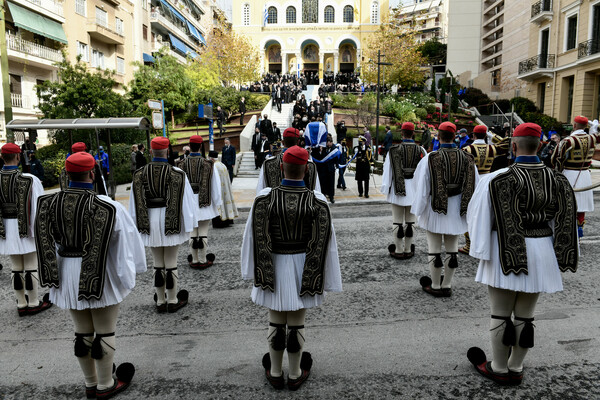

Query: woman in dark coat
left=353, top=136, right=372, bottom=198
left=311, top=137, right=338, bottom=203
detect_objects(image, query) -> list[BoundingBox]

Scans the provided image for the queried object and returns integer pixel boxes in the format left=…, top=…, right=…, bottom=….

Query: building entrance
left=303, top=63, right=319, bottom=84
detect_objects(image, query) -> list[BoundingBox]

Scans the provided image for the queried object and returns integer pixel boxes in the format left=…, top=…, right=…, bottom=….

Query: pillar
left=333, top=52, right=339, bottom=75
left=296, top=52, right=302, bottom=75
left=319, top=53, right=324, bottom=84
left=282, top=53, right=288, bottom=74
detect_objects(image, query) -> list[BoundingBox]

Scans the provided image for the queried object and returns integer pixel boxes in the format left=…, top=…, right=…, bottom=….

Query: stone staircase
left=237, top=151, right=260, bottom=177
left=269, top=103, right=294, bottom=131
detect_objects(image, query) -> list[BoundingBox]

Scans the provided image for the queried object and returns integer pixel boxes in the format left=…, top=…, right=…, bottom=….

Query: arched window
left=324, top=5, right=334, bottom=23
left=371, top=1, right=379, bottom=24
left=286, top=6, right=296, bottom=23
left=267, top=6, right=277, bottom=24
left=302, top=0, right=318, bottom=23
left=243, top=3, right=250, bottom=26
left=343, top=5, right=354, bottom=23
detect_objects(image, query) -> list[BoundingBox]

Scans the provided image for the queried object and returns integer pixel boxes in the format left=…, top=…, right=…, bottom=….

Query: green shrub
left=511, top=97, right=538, bottom=115
left=523, top=112, right=566, bottom=136
left=40, top=149, right=67, bottom=188
left=415, top=108, right=428, bottom=119
left=405, top=92, right=436, bottom=108
left=425, top=103, right=436, bottom=114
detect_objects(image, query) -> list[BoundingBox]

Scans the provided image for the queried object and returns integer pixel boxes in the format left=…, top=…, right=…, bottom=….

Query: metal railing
left=578, top=38, right=600, bottom=59
left=531, top=0, right=552, bottom=18
left=24, top=0, right=64, bottom=16
left=89, top=18, right=124, bottom=37
left=518, top=53, right=555, bottom=74
left=6, top=33, right=63, bottom=62
left=11, top=93, right=31, bottom=109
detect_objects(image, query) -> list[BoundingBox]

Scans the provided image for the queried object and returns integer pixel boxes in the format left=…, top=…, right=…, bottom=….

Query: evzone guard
left=551, top=115, right=598, bottom=238
left=129, top=137, right=198, bottom=313
left=241, top=146, right=342, bottom=391
left=256, top=127, right=321, bottom=194
left=459, top=125, right=510, bottom=254
left=176, top=135, right=222, bottom=269
left=380, top=122, right=426, bottom=260
left=411, top=122, right=478, bottom=297
left=60, top=142, right=108, bottom=196
left=0, top=143, right=52, bottom=317
left=36, top=152, right=146, bottom=399
left=466, top=123, right=578, bottom=385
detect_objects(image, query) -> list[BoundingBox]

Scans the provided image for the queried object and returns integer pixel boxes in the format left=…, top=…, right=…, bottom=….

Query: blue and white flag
left=312, top=144, right=342, bottom=164
left=304, top=121, right=328, bottom=148
left=263, top=6, right=268, bottom=27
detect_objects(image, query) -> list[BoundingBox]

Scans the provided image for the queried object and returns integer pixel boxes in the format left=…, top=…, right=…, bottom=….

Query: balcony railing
left=578, top=38, right=600, bottom=59
left=11, top=93, right=31, bottom=109
left=531, top=0, right=552, bottom=18
left=7, top=33, right=63, bottom=63
left=518, top=53, right=555, bottom=75
left=23, top=0, right=64, bottom=16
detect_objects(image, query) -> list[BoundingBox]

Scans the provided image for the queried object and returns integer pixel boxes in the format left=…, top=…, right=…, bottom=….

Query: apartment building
left=0, top=0, right=66, bottom=144
left=518, top=0, right=600, bottom=122
left=396, top=0, right=449, bottom=44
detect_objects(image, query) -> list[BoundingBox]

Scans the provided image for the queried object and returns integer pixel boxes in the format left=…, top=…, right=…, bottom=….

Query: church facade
left=231, top=0, right=388, bottom=82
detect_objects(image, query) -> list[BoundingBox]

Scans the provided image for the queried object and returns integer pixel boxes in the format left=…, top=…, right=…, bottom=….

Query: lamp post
left=375, top=50, right=392, bottom=161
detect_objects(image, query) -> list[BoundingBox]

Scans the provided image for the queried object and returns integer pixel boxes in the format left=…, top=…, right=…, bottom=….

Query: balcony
left=11, top=93, right=32, bottom=109
left=13, top=0, right=64, bottom=21
left=6, top=33, right=63, bottom=68
left=517, top=54, right=555, bottom=81
left=150, top=11, right=198, bottom=50
left=87, top=18, right=124, bottom=45
left=531, top=0, right=552, bottom=24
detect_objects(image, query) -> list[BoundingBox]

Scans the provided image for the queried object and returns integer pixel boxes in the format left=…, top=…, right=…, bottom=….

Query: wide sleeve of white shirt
left=467, top=169, right=507, bottom=261
left=211, top=164, right=223, bottom=207
left=25, top=174, right=44, bottom=237
left=100, top=196, right=147, bottom=291
left=380, top=154, right=392, bottom=195
left=410, top=152, right=432, bottom=218
left=256, top=164, right=267, bottom=195
left=180, top=171, right=199, bottom=231
left=241, top=188, right=272, bottom=280
left=128, top=185, right=137, bottom=224
left=315, top=191, right=342, bottom=293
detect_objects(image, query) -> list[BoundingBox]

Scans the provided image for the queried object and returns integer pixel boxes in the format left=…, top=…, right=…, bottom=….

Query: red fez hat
left=574, top=115, right=588, bottom=125
left=65, top=152, right=96, bottom=172
left=513, top=123, right=542, bottom=138
left=151, top=136, right=170, bottom=150
left=71, top=142, right=87, bottom=153
left=283, top=127, right=300, bottom=138
left=1, top=143, right=21, bottom=154
left=189, top=135, right=203, bottom=144
left=401, top=122, right=415, bottom=131
left=473, top=125, right=487, bottom=134
left=282, top=145, right=309, bottom=165
left=438, top=122, right=457, bottom=133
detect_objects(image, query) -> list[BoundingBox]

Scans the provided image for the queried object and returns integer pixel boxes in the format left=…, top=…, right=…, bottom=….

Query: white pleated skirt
left=416, top=195, right=468, bottom=235
left=50, top=256, right=133, bottom=310
left=194, top=193, right=220, bottom=221
left=386, top=178, right=416, bottom=206
left=141, top=208, right=191, bottom=247
left=251, top=253, right=326, bottom=312
left=475, top=232, right=564, bottom=293
left=0, top=219, right=36, bottom=255
left=563, top=169, right=594, bottom=212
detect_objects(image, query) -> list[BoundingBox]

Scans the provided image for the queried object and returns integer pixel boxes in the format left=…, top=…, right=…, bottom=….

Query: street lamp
left=375, top=50, right=392, bottom=161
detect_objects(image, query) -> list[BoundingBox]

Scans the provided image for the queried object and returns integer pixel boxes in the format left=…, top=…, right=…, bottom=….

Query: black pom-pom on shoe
left=187, top=255, right=193, bottom=263
left=300, top=352, right=313, bottom=371
left=262, top=353, right=271, bottom=370
left=115, top=363, right=135, bottom=383
left=420, top=276, right=432, bottom=288
left=388, top=244, right=396, bottom=253
left=467, top=347, right=487, bottom=366
left=206, top=253, right=216, bottom=262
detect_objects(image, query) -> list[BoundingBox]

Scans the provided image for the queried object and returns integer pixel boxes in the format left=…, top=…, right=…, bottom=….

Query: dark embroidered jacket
left=490, top=163, right=578, bottom=275
left=35, top=189, right=116, bottom=300
left=388, top=142, right=426, bottom=195
left=263, top=152, right=318, bottom=190
left=177, top=156, right=213, bottom=207
left=0, top=170, right=33, bottom=239
left=552, top=132, right=599, bottom=171
left=428, top=148, right=476, bottom=216
left=132, top=162, right=185, bottom=235
left=252, top=185, right=331, bottom=296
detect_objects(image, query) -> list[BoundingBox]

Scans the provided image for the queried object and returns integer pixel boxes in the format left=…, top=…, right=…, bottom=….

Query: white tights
left=426, top=231, right=458, bottom=289
left=189, top=220, right=210, bottom=263
left=9, top=252, right=39, bottom=307
left=150, top=246, right=180, bottom=304
left=392, top=205, right=416, bottom=253
left=267, top=309, right=307, bottom=379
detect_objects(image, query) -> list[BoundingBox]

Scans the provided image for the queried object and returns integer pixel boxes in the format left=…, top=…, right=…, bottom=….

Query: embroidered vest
left=0, top=170, right=33, bottom=239
left=177, top=156, right=213, bottom=207
left=263, top=153, right=318, bottom=190
left=388, top=142, right=426, bottom=195
left=428, top=148, right=476, bottom=216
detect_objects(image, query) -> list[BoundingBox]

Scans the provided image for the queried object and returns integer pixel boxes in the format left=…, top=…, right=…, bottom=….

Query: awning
left=186, top=20, right=203, bottom=44
left=6, top=117, right=152, bottom=130
left=143, top=53, right=156, bottom=63
left=168, top=33, right=199, bottom=59
left=159, top=0, right=186, bottom=24
left=7, top=1, right=67, bottom=44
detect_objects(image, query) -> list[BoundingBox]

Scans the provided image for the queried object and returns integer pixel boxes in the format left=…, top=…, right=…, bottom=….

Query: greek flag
left=263, top=6, right=268, bottom=27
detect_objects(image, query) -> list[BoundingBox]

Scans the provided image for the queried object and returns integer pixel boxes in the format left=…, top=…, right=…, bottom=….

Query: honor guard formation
left=2, top=114, right=596, bottom=396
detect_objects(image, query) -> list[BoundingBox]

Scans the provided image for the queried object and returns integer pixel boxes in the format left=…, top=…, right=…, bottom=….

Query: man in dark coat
left=336, top=120, right=347, bottom=144
left=260, top=114, right=274, bottom=142
left=239, top=97, right=246, bottom=125
left=221, top=138, right=236, bottom=182
left=216, top=106, right=226, bottom=137
left=251, top=127, right=262, bottom=169
left=136, top=143, right=147, bottom=169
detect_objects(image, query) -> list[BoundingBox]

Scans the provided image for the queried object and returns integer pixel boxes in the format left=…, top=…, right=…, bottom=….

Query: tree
left=36, top=55, right=135, bottom=147
left=419, top=39, right=447, bottom=65
left=362, top=12, right=426, bottom=88
left=185, top=51, right=221, bottom=97
left=128, top=48, right=194, bottom=128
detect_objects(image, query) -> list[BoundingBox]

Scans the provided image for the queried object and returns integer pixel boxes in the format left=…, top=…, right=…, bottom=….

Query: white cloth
left=468, top=169, right=565, bottom=294
left=50, top=197, right=147, bottom=310
left=241, top=188, right=342, bottom=311
left=410, top=152, right=479, bottom=235
left=380, top=154, right=418, bottom=206
left=194, top=164, right=223, bottom=222
left=214, top=161, right=239, bottom=221
left=128, top=167, right=198, bottom=247
left=563, top=169, right=594, bottom=212
left=0, top=173, right=43, bottom=255
left=256, top=156, right=322, bottom=195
